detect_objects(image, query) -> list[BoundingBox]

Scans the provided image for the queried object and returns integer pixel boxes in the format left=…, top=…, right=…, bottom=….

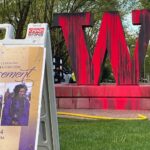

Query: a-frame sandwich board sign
left=0, top=23, right=60, bottom=150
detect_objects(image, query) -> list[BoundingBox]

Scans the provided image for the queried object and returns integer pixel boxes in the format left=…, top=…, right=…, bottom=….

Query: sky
left=125, top=13, right=140, bottom=34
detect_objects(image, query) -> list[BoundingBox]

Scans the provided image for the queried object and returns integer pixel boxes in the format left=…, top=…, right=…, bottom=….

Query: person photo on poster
left=1, top=84, right=31, bottom=126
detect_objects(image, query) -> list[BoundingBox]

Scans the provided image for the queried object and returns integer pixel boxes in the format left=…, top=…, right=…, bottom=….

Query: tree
left=0, top=0, right=33, bottom=38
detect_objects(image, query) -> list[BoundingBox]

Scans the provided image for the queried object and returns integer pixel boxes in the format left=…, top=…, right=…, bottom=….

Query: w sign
left=54, top=10, right=150, bottom=110
left=53, top=10, right=150, bottom=85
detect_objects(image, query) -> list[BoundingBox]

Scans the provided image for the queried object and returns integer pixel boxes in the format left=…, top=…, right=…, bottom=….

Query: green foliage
left=144, top=46, right=150, bottom=80
left=0, top=0, right=33, bottom=38
left=139, top=0, right=150, bottom=8
left=59, top=118, right=150, bottom=150
left=101, top=56, right=115, bottom=83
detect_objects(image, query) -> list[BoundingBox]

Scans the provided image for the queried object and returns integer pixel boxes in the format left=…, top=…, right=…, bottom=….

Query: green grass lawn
left=58, top=118, right=150, bottom=150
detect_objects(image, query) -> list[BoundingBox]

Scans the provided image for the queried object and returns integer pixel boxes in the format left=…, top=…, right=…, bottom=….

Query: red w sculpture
left=53, top=10, right=150, bottom=110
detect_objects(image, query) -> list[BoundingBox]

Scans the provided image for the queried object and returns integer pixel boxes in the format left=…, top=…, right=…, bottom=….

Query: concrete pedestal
left=55, top=84, right=150, bottom=110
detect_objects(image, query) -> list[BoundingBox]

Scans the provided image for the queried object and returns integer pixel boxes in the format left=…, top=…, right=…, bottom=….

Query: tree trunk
left=15, top=0, right=32, bottom=38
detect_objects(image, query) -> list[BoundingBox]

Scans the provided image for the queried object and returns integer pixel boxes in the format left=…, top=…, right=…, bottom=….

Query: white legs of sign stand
left=38, top=73, right=60, bottom=150
left=38, top=30, right=60, bottom=150
left=38, top=78, right=55, bottom=150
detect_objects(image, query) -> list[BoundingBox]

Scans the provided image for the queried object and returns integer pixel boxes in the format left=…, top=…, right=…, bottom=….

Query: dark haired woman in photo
left=1, top=84, right=30, bottom=126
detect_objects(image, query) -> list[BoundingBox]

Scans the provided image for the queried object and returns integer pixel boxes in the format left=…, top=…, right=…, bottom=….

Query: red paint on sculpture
left=52, top=11, right=150, bottom=85
left=53, top=10, right=150, bottom=110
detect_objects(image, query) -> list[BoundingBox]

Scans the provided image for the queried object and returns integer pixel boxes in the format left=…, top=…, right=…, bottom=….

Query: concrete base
left=55, top=84, right=150, bottom=110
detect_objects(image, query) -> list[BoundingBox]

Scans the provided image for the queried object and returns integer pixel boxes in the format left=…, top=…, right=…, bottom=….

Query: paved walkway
left=58, top=109, right=150, bottom=120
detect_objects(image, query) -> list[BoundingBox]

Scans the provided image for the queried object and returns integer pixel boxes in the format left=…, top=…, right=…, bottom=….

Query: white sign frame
left=0, top=23, right=60, bottom=150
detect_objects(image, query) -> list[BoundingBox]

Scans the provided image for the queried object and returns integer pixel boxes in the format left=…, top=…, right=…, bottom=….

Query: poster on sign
left=0, top=46, right=45, bottom=150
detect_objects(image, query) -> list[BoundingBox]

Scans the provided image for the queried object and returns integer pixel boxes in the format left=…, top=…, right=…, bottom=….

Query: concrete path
left=58, top=109, right=150, bottom=120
